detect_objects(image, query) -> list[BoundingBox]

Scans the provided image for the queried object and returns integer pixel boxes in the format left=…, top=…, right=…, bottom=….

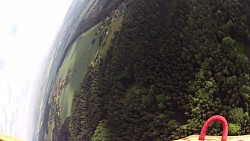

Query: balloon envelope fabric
left=175, top=115, right=250, bottom=141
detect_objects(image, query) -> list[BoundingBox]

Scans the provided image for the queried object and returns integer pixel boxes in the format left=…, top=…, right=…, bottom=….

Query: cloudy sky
left=0, top=0, right=72, bottom=140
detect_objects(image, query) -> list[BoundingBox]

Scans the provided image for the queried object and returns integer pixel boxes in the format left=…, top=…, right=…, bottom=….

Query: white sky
left=0, top=0, right=73, bottom=140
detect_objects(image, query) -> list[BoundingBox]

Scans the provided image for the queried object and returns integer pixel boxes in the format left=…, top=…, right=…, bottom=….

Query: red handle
left=199, top=115, right=228, bottom=141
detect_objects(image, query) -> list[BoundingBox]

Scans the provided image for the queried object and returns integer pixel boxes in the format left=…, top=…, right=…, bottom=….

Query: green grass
left=48, top=120, right=54, bottom=140
left=101, top=16, right=124, bottom=56
left=48, top=111, right=55, bottom=140
left=58, top=23, right=101, bottom=122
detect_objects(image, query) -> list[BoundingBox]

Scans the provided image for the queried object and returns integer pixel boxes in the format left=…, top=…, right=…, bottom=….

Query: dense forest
left=58, top=0, right=250, bottom=140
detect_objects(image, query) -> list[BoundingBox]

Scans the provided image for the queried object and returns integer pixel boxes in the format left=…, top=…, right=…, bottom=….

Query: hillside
left=51, top=0, right=250, bottom=141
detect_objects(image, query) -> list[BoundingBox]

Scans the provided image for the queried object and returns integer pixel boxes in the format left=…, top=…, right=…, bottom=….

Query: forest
left=57, top=0, right=250, bottom=140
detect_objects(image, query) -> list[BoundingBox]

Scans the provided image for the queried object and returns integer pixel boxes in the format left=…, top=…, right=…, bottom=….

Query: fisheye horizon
left=1, top=0, right=250, bottom=141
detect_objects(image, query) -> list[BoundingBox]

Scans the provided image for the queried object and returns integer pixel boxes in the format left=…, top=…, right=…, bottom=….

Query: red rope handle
left=199, top=115, right=228, bottom=141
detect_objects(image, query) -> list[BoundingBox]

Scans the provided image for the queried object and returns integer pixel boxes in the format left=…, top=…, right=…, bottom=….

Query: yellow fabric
left=0, top=133, right=23, bottom=141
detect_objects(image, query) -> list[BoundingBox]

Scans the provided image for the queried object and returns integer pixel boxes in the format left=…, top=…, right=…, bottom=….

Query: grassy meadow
left=57, top=23, right=101, bottom=122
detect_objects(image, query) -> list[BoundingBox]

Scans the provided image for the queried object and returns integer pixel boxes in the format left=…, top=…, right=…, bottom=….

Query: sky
left=0, top=0, right=72, bottom=140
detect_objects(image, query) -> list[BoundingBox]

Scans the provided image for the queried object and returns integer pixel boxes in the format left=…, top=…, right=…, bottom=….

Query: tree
left=222, top=36, right=235, bottom=47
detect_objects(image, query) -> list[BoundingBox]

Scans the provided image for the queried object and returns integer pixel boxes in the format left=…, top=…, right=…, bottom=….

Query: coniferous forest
left=56, top=0, right=250, bottom=140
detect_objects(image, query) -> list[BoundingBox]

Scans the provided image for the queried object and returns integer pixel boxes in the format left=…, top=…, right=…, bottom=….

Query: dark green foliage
left=58, top=117, right=72, bottom=141
left=70, top=60, right=110, bottom=141
left=92, top=120, right=110, bottom=141
left=222, top=37, right=235, bottom=47
left=229, top=123, right=241, bottom=135
left=69, top=0, right=250, bottom=140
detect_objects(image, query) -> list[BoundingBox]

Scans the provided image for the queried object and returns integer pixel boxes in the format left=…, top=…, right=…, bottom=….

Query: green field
left=101, top=16, right=124, bottom=56
left=48, top=120, right=54, bottom=139
left=57, top=15, right=124, bottom=123
left=57, top=23, right=101, bottom=122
